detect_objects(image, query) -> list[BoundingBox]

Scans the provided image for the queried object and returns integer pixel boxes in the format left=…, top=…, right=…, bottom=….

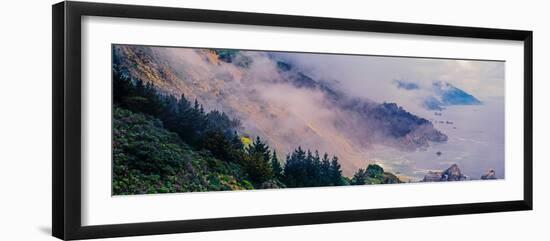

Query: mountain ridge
left=112, top=45, right=447, bottom=174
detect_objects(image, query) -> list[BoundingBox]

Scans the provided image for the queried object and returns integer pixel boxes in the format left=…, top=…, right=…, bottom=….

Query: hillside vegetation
left=112, top=45, right=448, bottom=174
left=112, top=61, right=402, bottom=195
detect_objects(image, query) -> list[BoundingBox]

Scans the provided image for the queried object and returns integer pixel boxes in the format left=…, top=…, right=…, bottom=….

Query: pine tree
left=177, top=94, right=191, bottom=111
left=112, top=70, right=131, bottom=105
left=202, top=131, right=231, bottom=161
left=172, top=95, right=194, bottom=142
left=271, top=150, right=283, bottom=180
left=330, top=156, right=344, bottom=186
left=305, top=149, right=314, bottom=185
left=350, top=168, right=367, bottom=185
left=320, top=153, right=331, bottom=186
left=244, top=136, right=273, bottom=186
left=230, top=131, right=244, bottom=150
left=283, top=147, right=307, bottom=187
left=313, top=150, right=321, bottom=167
left=159, top=95, right=178, bottom=128
left=246, top=136, right=271, bottom=162
left=311, top=150, right=321, bottom=186
left=294, top=146, right=306, bottom=161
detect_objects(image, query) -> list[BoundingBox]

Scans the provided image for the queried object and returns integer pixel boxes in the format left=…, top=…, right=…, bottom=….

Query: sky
left=273, top=52, right=505, bottom=105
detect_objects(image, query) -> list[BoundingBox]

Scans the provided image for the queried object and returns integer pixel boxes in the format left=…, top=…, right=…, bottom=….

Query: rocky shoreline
left=421, top=164, right=498, bottom=182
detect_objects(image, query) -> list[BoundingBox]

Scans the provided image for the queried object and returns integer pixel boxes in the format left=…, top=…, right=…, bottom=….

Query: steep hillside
left=112, top=45, right=447, bottom=174
left=112, top=107, right=254, bottom=195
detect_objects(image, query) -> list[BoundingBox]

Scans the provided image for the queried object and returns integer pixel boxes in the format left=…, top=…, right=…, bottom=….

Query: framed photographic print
left=52, top=1, right=533, bottom=240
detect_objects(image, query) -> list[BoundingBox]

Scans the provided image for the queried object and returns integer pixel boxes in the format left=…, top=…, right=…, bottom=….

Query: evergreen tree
left=230, top=131, right=244, bottom=150
left=313, top=150, right=321, bottom=167
left=350, top=168, right=367, bottom=185
left=244, top=136, right=273, bottom=186
left=246, top=136, right=271, bottom=162
left=330, top=156, right=344, bottom=186
left=320, top=153, right=331, bottom=186
left=201, top=131, right=240, bottom=163
left=305, top=149, right=315, bottom=185
left=177, top=94, right=192, bottom=113
left=283, top=147, right=307, bottom=187
left=172, top=95, right=194, bottom=142
left=271, top=150, right=283, bottom=180
left=112, top=70, right=131, bottom=105
left=159, top=95, right=178, bottom=128
left=311, top=150, right=322, bottom=186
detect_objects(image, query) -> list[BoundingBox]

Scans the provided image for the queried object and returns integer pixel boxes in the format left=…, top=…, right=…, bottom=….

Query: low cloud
left=119, top=45, right=504, bottom=177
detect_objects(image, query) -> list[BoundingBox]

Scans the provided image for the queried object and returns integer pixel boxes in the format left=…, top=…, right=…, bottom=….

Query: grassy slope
left=112, top=107, right=254, bottom=195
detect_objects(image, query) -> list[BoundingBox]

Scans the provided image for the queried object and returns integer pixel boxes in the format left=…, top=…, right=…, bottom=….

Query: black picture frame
left=52, top=1, right=533, bottom=240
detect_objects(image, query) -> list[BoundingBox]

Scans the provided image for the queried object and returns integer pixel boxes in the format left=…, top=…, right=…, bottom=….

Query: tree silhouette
left=271, top=150, right=283, bottom=180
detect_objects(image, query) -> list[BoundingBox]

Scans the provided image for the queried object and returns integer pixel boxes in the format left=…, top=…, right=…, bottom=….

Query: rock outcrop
left=350, top=164, right=403, bottom=185
left=422, top=164, right=468, bottom=182
left=481, top=169, right=497, bottom=180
